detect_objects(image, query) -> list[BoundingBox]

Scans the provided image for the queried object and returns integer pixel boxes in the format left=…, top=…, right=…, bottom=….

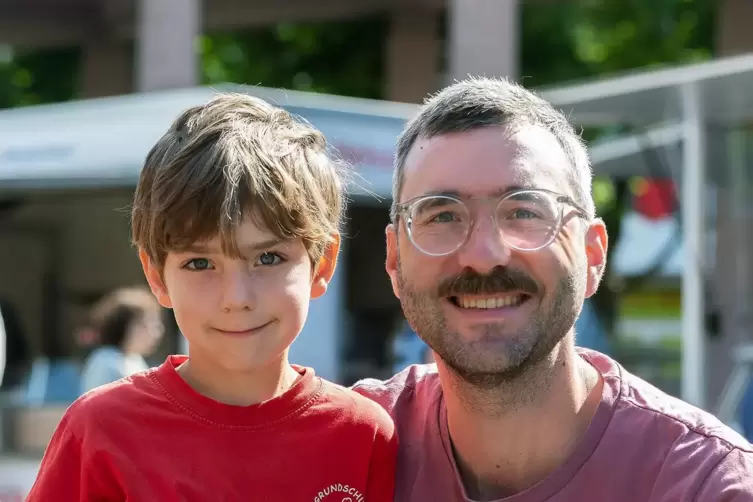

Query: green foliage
left=0, top=47, right=80, bottom=108
left=199, top=16, right=389, bottom=99
left=521, top=0, right=716, bottom=88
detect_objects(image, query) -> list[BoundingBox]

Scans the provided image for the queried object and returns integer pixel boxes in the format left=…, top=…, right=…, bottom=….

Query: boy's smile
left=211, top=320, right=276, bottom=338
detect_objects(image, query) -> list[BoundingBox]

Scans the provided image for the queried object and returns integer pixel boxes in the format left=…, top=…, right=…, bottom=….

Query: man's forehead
left=400, top=124, right=571, bottom=200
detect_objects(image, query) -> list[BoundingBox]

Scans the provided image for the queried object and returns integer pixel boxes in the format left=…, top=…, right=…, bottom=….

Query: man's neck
left=439, top=342, right=602, bottom=501
left=177, top=351, right=300, bottom=406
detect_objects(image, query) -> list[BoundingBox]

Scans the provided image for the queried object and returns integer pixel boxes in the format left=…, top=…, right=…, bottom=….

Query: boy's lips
left=212, top=321, right=273, bottom=337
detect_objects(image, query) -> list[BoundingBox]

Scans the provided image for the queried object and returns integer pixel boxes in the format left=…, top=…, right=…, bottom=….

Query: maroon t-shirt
left=354, top=349, right=753, bottom=501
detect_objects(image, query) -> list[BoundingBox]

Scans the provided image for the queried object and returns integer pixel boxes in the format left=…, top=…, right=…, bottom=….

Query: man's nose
left=455, top=216, right=513, bottom=274
left=221, top=268, right=256, bottom=312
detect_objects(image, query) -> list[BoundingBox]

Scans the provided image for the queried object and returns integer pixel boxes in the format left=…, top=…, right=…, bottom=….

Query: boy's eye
left=257, top=252, right=282, bottom=266
left=185, top=258, right=213, bottom=270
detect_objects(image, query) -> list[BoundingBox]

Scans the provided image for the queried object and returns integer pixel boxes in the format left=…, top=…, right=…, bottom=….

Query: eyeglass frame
left=393, top=187, right=590, bottom=257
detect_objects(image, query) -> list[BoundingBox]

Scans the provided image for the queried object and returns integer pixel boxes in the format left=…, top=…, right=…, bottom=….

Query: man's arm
left=694, top=448, right=753, bottom=501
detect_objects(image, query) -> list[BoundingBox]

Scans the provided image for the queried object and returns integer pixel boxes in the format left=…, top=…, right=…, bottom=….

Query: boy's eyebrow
left=184, top=238, right=288, bottom=254
left=241, top=238, right=290, bottom=252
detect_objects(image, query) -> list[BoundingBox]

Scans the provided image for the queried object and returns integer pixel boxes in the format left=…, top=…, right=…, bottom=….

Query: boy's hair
left=131, top=92, right=346, bottom=271
left=89, top=287, right=160, bottom=349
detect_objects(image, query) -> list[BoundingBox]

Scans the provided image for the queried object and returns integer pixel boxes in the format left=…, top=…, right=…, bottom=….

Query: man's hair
left=89, top=287, right=160, bottom=349
left=132, top=92, right=346, bottom=270
left=392, top=77, right=594, bottom=221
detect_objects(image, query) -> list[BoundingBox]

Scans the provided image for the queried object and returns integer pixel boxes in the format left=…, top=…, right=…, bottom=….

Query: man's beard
left=396, top=255, right=585, bottom=390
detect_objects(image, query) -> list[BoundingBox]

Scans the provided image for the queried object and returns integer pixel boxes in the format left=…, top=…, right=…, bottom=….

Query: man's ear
left=584, top=218, right=608, bottom=298
left=311, top=234, right=341, bottom=299
left=385, top=224, right=400, bottom=299
left=139, top=249, right=173, bottom=309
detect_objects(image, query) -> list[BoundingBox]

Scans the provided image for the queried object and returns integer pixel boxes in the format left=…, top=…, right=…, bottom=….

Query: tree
left=199, top=17, right=389, bottom=99
left=0, top=46, right=80, bottom=108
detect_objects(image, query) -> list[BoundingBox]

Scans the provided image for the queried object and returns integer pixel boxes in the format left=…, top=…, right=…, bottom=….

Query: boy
left=27, top=93, right=397, bottom=501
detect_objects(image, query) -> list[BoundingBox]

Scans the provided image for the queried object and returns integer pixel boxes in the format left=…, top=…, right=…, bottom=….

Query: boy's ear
left=138, top=249, right=173, bottom=309
left=311, top=234, right=340, bottom=299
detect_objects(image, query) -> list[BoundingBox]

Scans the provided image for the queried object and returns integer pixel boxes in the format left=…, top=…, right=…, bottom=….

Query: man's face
left=386, top=125, right=607, bottom=386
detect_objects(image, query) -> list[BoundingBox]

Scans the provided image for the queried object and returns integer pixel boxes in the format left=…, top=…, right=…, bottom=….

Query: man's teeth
left=457, top=295, right=524, bottom=309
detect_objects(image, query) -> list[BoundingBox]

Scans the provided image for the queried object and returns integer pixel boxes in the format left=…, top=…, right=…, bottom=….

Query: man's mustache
left=437, top=267, right=539, bottom=297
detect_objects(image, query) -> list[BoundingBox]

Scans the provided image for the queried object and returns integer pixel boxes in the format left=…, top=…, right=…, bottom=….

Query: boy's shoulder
left=63, top=368, right=162, bottom=433
left=314, top=377, right=395, bottom=434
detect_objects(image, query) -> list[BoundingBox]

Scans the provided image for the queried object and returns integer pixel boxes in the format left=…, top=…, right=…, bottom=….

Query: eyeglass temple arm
left=557, top=195, right=589, bottom=218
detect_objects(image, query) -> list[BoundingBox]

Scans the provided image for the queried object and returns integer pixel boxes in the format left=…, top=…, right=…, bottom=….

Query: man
left=354, top=77, right=753, bottom=501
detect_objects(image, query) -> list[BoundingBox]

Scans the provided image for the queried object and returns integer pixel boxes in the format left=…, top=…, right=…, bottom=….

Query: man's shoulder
left=585, top=348, right=753, bottom=481
left=350, top=363, right=442, bottom=417
left=582, top=349, right=749, bottom=448
left=313, top=378, right=397, bottom=436
left=616, top=364, right=752, bottom=454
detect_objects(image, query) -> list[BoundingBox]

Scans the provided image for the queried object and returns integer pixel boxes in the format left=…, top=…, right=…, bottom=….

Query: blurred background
left=1, top=0, right=753, bottom=496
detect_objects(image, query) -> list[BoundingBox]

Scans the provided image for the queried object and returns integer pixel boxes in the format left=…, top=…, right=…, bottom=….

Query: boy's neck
left=176, top=353, right=301, bottom=407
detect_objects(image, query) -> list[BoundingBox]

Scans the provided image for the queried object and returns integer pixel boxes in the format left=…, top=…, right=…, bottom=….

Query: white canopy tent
left=0, top=85, right=418, bottom=197
left=541, top=52, right=753, bottom=409
left=0, top=81, right=688, bottom=191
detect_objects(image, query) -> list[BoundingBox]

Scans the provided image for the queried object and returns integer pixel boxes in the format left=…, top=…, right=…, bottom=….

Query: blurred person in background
left=80, top=286, right=164, bottom=393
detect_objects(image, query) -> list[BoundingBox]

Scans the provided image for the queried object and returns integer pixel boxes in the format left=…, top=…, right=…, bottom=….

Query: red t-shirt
left=27, top=355, right=397, bottom=502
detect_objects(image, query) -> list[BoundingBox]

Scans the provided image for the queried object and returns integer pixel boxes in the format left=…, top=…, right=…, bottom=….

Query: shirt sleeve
left=365, top=413, right=398, bottom=502
left=25, top=413, right=118, bottom=502
left=694, top=448, right=753, bottom=501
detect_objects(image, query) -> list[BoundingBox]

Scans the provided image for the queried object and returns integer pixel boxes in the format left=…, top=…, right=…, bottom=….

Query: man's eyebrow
left=419, top=189, right=464, bottom=198
left=418, top=185, right=533, bottom=199
left=492, top=185, right=531, bottom=196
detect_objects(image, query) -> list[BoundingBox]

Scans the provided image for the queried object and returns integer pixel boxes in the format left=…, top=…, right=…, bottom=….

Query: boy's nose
left=221, top=271, right=256, bottom=312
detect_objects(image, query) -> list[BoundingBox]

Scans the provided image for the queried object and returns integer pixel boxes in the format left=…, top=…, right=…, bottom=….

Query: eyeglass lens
left=407, top=191, right=561, bottom=255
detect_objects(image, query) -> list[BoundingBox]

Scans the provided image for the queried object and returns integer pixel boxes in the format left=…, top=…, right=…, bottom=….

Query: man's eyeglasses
left=395, top=188, right=589, bottom=257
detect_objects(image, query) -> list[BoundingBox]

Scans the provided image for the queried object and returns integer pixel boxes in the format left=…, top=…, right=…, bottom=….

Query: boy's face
left=140, top=217, right=339, bottom=374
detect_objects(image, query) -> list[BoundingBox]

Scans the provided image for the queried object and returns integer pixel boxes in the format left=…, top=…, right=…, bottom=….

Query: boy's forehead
left=232, top=215, right=281, bottom=242
left=178, top=218, right=288, bottom=252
